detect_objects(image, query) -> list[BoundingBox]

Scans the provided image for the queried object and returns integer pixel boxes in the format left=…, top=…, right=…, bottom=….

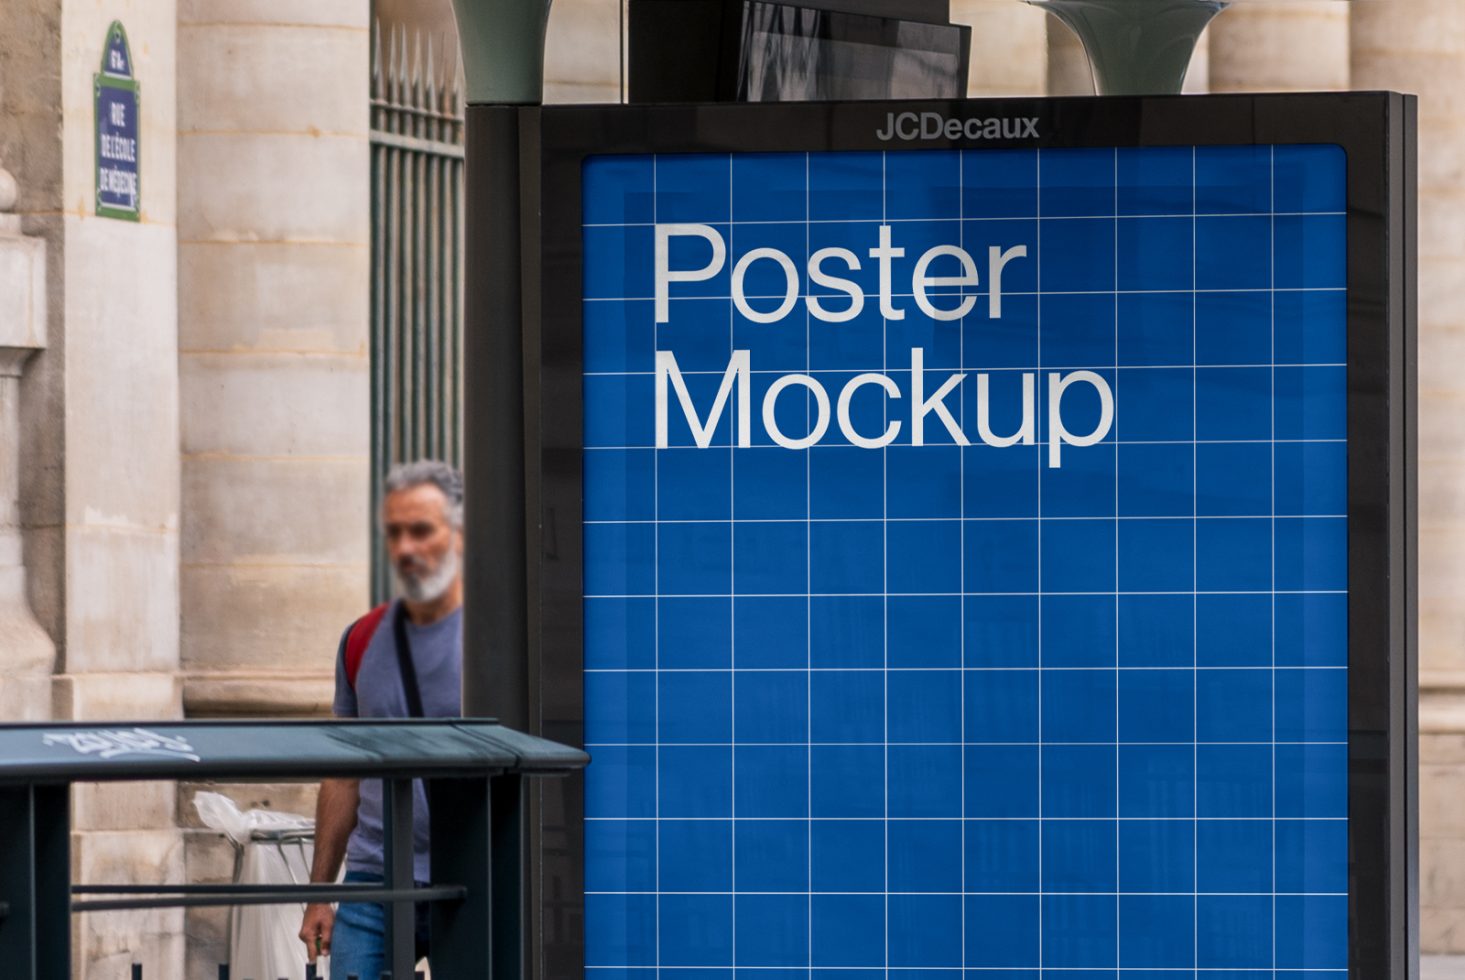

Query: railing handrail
left=0, top=718, right=586, bottom=783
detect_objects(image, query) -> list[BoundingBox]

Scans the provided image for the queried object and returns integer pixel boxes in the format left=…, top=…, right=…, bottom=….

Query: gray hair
left=384, top=459, right=464, bottom=528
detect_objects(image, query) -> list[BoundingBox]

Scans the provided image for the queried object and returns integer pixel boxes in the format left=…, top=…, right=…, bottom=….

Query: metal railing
left=0, top=720, right=587, bottom=980
left=370, top=22, right=466, bottom=602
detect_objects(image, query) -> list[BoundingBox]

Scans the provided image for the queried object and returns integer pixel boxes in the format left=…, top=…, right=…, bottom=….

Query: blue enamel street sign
left=95, top=21, right=140, bottom=221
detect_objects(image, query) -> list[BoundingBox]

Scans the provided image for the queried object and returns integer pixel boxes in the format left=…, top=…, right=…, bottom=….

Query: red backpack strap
left=345, top=603, right=391, bottom=689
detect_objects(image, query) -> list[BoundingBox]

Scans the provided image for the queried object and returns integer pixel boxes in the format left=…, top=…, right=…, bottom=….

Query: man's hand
left=299, top=901, right=335, bottom=961
left=301, top=776, right=358, bottom=963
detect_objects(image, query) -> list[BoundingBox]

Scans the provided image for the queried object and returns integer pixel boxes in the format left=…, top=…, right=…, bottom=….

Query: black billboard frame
left=513, top=92, right=1417, bottom=980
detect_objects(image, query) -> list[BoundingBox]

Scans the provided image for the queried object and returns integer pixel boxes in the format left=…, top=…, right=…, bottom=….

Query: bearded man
left=299, top=460, right=464, bottom=978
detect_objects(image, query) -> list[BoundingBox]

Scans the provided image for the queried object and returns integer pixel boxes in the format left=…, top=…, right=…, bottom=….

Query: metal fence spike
left=412, top=29, right=421, bottom=107
left=385, top=23, right=398, bottom=105
left=394, top=24, right=409, bottom=102
left=444, top=37, right=462, bottom=112
left=371, top=18, right=385, bottom=98
left=400, top=26, right=412, bottom=103
left=433, top=33, right=447, bottom=106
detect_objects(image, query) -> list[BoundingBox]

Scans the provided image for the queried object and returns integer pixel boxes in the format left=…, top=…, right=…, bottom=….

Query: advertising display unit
left=524, top=94, right=1416, bottom=979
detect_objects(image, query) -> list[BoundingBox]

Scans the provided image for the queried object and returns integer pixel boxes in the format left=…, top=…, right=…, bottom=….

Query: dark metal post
left=428, top=777, right=492, bottom=973
left=0, top=785, right=69, bottom=980
left=490, top=773, right=525, bottom=980
left=383, top=778, right=416, bottom=980
left=462, top=103, right=530, bottom=731
left=445, top=5, right=554, bottom=968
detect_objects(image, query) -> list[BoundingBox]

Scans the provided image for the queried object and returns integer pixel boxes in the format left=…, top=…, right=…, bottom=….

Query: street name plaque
left=94, top=21, right=140, bottom=222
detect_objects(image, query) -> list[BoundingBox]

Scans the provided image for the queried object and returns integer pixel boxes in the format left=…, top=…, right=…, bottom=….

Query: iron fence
left=370, top=22, right=466, bottom=601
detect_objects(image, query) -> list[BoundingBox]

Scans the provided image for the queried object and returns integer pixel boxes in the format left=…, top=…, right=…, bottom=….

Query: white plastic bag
left=193, top=791, right=328, bottom=980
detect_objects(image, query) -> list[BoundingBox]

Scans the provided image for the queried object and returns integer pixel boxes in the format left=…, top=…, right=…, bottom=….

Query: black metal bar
left=462, top=103, right=530, bottom=730
left=0, top=785, right=69, bottom=980
left=69, top=885, right=465, bottom=913
left=384, top=777, right=416, bottom=980
left=491, top=773, right=525, bottom=980
left=428, top=777, right=491, bottom=975
left=71, top=882, right=460, bottom=896
left=1403, top=93, right=1422, bottom=980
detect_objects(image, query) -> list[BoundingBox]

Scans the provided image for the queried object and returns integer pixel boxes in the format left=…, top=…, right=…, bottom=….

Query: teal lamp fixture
left=444, top=0, right=554, bottom=737
left=449, top=0, right=554, bottom=104
left=1028, top=0, right=1229, bottom=95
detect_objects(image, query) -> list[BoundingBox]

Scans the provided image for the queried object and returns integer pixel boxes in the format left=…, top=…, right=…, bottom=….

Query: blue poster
left=580, top=145, right=1348, bottom=976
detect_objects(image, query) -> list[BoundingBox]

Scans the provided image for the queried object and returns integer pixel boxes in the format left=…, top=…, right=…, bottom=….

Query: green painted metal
left=0, top=719, right=587, bottom=783
left=1027, top=0, right=1228, bottom=96
left=369, top=22, right=467, bottom=603
left=448, top=0, right=554, bottom=105
left=0, top=719, right=587, bottom=974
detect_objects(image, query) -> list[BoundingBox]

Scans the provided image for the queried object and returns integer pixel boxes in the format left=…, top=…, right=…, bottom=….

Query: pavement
left=1425, top=957, right=1465, bottom=979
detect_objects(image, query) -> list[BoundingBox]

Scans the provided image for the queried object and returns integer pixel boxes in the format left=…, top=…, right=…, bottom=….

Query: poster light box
left=523, top=93, right=1417, bottom=980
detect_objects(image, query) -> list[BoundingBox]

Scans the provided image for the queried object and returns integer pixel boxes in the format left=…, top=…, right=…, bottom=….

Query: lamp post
left=1028, top=0, right=1228, bottom=95
left=446, top=0, right=554, bottom=732
left=441, top=7, right=552, bottom=976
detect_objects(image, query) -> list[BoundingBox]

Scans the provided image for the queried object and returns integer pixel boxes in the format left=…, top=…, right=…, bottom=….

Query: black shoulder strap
left=391, top=603, right=426, bottom=718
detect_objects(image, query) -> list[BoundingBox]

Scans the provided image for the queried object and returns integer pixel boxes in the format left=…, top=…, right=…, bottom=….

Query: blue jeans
left=330, top=871, right=429, bottom=980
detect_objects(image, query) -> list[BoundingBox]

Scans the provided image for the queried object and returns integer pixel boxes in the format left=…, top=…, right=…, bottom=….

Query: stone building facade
left=0, top=0, right=1460, bottom=975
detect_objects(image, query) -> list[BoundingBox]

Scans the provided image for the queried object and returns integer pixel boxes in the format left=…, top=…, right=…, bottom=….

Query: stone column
left=1351, top=0, right=1465, bottom=954
left=544, top=0, right=621, bottom=103
left=60, top=3, right=185, bottom=973
left=176, top=1, right=370, bottom=718
left=0, top=166, right=55, bottom=722
left=1208, top=1, right=1348, bottom=93
left=176, top=5, right=369, bottom=973
left=951, top=0, right=1048, bottom=96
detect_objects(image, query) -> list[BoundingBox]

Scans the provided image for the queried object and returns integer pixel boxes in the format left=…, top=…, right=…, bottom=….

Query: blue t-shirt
left=333, top=601, right=462, bottom=881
